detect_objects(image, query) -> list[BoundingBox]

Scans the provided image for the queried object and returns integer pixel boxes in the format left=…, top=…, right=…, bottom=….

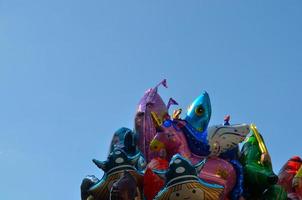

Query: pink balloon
left=150, top=126, right=236, bottom=198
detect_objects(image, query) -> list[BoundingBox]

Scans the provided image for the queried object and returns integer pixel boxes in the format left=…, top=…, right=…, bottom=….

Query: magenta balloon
left=150, top=124, right=237, bottom=199
left=199, top=157, right=236, bottom=196
left=135, top=83, right=168, bottom=162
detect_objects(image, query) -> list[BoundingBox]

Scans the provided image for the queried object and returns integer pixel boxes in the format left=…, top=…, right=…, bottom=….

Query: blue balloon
left=230, top=159, right=244, bottom=200
left=185, top=91, right=211, bottom=133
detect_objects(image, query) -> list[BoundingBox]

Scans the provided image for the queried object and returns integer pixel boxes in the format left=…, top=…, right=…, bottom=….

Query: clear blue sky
left=0, top=0, right=301, bottom=199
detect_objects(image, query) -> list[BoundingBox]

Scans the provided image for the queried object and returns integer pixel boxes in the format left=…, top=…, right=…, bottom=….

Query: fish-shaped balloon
left=135, top=79, right=168, bottom=162
left=207, top=124, right=250, bottom=156
left=181, top=123, right=250, bottom=157
left=185, top=91, right=211, bottom=133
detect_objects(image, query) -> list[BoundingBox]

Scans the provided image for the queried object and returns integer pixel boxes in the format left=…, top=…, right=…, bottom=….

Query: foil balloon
left=240, top=125, right=287, bottom=200
left=183, top=96, right=248, bottom=200
left=81, top=175, right=99, bottom=200
left=181, top=120, right=250, bottom=158
left=207, top=124, right=250, bottom=157
left=144, top=156, right=169, bottom=200
left=81, top=148, right=143, bottom=200
left=153, top=154, right=224, bottom=200
left=143, top=168, right=165, bottom=200
left=278, top=156, right=302, bottom=200
left=185, top=91, right=212, bottom=133
left=80, top=80, right=302, bottom=200
left=150, top=120, right=238, bottom=199
left=229, top=159, right=244, bottom=200
left=182, top=91, right=211, bottom=156
left=110, top=170, right=143, bottom=200
left=109, top=127, right=137, bottom=156
left=294, top=166, right=302, bottom=199
left=147, top=157, right=169, bottom=171
left=135, top=79, right=168, bottom=162
left=218, top=116, right=245, bottom=199
left=109, top=127, right=146, bottom=170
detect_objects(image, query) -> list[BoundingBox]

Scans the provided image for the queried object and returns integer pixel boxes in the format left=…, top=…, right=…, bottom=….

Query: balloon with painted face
left=110, top=170, right=140, bottom=200
left=154, top=154, right=224, bottom=200
left=185, top=91, right=211, bottom=133
left=82, top=148, right=144, bottom=200
left=150, top=123, right=237, bottom=197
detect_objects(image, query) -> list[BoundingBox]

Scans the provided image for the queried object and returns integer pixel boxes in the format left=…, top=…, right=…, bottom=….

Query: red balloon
left=144, top=168, right=165, bottom=200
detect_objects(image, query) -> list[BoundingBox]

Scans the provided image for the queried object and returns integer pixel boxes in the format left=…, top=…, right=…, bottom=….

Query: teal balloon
left=185, top=91, right=211, bottom=133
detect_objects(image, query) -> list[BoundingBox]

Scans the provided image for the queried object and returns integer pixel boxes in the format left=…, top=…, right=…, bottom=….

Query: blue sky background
left=0, top=0, right=301, bottom=199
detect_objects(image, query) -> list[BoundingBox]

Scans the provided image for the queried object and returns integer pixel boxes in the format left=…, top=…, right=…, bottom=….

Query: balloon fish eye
left=195, top=105, right=204, bottom=116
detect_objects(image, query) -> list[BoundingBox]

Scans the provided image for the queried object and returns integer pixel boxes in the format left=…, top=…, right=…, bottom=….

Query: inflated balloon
left=149, top=120, right=238, bottom=199
left=278, top=156, right=302, bottom=200
left=154, top=154, right=224, bottom=200
left=229, top=159, right=244, bottom=200
left=135, top=79, right=168, bottom=162
left=150, top=118, right=198, bottom=162
left=110, top=170, right=142, bottom=200
left=143, top=168, right=165, bottom=200
left=109, top=127, right=146, bottom=170
left=109, top=127, right=137, bottom=155
left=185, top=91, right=211, bottom=133
left=181, top=120, right=250, bottom=158
left=217, top=116, right=245, bottom=199
left=240, top=125, right=287, bottom=200
left=81, top=80, right=301, bottom=200
left=208, top=124, right=250, bottom=157
left=81, top=175, right=99, bottom=200
left=294, top=166, right=302, bottom=199
left=81, top=148, right=143, bottom=200
left=143, top=156, right=169, bottom=200
left=189, top=115, right=245, bottom=199
left=147, top=157, right=169, bottom=171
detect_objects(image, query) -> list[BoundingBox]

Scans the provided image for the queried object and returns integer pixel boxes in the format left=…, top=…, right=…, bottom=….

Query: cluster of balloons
left=81, top=80, right=302, bottom=200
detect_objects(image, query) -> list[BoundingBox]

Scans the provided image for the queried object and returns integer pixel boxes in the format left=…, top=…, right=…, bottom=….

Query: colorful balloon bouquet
left=81, top=80, right=302, bottom=200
